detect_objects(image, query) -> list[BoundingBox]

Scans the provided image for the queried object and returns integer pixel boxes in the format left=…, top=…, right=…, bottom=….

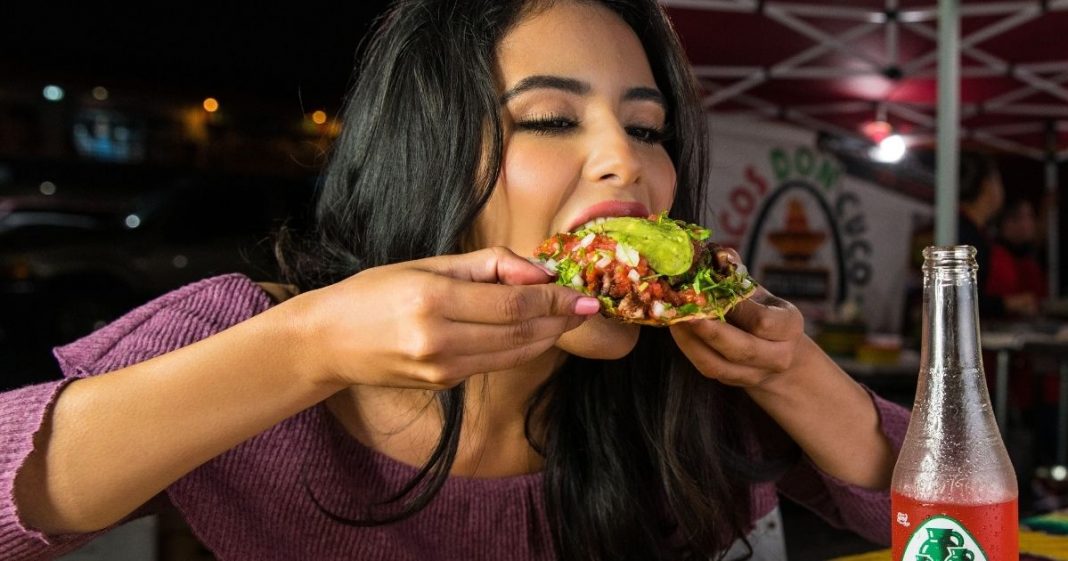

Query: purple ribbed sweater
left=0, top=274, right=909, bottom=560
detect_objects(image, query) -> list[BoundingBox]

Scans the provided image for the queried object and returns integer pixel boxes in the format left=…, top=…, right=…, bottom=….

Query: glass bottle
left=891, top=246, right=1017, bottom=561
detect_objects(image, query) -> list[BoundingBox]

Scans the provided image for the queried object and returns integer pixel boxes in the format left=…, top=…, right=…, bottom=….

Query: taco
left=533, top=212, right=756, bottom=326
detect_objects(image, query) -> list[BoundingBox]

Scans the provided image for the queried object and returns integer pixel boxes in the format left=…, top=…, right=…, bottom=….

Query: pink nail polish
left=574, top=297, right=600, bottom=315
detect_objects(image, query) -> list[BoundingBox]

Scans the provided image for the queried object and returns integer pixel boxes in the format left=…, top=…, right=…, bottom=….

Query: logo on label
left=900, top=516, right=987, bottom=561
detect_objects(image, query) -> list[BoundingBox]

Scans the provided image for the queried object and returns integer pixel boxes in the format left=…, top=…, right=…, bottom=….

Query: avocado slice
left=591, top=216, right=693, bottom=276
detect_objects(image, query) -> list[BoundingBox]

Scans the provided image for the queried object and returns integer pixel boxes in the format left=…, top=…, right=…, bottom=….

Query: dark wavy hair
left=958, top=151, right=999, bottom=204
left=278, top=0, right=778, bottom=558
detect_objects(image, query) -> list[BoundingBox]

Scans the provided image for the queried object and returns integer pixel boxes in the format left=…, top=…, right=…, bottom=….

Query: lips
left=564, top=200, right=650, bottom=233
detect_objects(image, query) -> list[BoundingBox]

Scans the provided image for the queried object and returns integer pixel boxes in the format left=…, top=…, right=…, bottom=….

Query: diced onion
left=543, top=259, right=558, bottom=272
left=571, top=274, right=584, bottom=288
left=615, top=243, right=639, bottom=267
left=628, top=269, right=641, bottom=283
left=579, top=233, right=595, bottom=248
left=651, top=300, right=665, bottom=318
left=595, top=255, right=613, bottom=269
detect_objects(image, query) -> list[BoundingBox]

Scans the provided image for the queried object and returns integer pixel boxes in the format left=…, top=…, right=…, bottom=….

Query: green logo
left=900, top=515, right=987, bottom=561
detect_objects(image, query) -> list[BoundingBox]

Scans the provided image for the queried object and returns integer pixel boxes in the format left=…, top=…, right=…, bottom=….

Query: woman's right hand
left=291, top=246, right=600, bottom=391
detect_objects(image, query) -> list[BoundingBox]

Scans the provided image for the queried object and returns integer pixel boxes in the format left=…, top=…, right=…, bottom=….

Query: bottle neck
left=920, top=264, right=983, bottom=374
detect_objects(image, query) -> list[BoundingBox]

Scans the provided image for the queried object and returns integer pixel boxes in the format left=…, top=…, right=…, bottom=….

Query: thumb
left=420, top=246, right=555, bottom=286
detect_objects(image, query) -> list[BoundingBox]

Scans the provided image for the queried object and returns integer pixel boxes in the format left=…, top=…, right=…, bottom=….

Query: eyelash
left=515, top=114, right=673, bottom=145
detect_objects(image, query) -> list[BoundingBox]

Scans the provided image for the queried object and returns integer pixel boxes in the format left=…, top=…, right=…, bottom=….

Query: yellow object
left=829, top=530, right=1068, bottom=560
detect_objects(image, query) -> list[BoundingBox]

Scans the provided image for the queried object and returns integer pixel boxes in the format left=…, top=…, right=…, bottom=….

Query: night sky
left=2, top=2, right=395, bottom=112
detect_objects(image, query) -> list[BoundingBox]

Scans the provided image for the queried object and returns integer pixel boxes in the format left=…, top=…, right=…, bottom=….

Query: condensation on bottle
left=890, top=246, right=1017, bottom=561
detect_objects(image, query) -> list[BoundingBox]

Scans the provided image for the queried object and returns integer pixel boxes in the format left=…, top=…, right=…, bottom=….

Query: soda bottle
left=891, top=246, right=1018, bottom=560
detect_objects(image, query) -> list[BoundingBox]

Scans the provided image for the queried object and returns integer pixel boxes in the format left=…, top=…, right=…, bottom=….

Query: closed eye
left=515, top=115, right=579, bottom=135
left=626, top=124, right=672, bottom=145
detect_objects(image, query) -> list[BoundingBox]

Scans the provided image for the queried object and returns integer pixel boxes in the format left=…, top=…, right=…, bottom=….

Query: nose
left=582, top=124, right=642, bottom=188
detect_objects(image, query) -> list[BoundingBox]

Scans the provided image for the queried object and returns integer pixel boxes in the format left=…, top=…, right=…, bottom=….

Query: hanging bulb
left=870, top=134, right=907, bottom=163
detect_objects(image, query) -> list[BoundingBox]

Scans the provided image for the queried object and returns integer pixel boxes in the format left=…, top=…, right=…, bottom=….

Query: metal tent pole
left=1047, top=120, right=1061, bottom=298
left=936, top=0, right=961, bottom=246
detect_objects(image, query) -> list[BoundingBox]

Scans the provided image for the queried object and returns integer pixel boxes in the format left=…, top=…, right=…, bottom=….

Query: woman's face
left=471, top=1, right=677, bottom=359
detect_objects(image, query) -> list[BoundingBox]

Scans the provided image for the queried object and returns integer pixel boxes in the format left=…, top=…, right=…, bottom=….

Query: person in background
left=957, top=151, right=1007, bottom=317
left=989, top=197, right=1059, bottom=485
left=988, top=197, right=1047, bottom=317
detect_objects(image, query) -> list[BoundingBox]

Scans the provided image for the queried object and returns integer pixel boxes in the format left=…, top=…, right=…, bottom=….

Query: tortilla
left=534, top=213, right=757, bottom=326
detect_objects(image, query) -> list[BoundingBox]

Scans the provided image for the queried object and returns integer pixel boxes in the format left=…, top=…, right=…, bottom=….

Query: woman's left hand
left=669, top=284, right=807, bottom=389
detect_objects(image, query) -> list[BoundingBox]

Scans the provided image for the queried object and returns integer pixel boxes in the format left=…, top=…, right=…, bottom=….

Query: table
left=982, top=323, right=1068, bottom=465
left=829, top=529, right=1068, bottom=560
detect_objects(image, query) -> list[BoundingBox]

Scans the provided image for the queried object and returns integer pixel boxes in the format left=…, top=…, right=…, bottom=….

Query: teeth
left=577, top=216, right=610, bottom=231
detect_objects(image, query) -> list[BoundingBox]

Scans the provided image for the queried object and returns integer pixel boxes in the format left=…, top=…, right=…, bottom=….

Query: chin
left=555, top=314, right=641, bottom=359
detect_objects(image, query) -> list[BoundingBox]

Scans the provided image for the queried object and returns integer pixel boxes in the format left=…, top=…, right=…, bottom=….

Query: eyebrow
left=500, top=74, right=666, bottom=109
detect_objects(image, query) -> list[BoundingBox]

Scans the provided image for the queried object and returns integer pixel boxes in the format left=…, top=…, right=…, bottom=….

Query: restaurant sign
left=705, top=117, right=932, bottom=332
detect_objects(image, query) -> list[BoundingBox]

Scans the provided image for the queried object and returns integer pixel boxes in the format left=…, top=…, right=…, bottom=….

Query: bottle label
left=899, top=515, right=988, bottom=561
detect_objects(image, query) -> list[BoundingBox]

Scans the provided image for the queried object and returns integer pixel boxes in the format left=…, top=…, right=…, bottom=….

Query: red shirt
left=986, top=243, right=1047, bottom=303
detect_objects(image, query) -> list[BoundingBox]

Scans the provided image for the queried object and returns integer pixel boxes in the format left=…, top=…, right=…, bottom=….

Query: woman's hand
left=671, top=256, right=897, bottom=490
left=670, top=285, right=808, bottom=389
left=289, top=247, right=599, bottom=391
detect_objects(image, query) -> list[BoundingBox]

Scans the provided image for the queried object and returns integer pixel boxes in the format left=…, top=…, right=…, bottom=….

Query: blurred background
left=3, top=2, right=1068, bottom=560
left=0, top=3, right=391, bottom=390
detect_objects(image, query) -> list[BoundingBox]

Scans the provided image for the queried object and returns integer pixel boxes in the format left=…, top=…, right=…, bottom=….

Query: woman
left=2, top=1, right=905, bottom=559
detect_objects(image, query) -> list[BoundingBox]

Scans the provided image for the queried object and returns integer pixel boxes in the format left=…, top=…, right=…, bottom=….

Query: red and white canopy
left=663, top=0, right=1068, bottom=162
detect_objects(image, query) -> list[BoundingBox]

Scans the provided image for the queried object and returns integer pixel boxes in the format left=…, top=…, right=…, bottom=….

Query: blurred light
left=312, top=110, right=328, bottom=125
left=39, top=181, right=57, bottom=196
left=861, top=120, right=893, bottom=144
left=203, top=97, right=219, bottom=113
left=125, top=214, right=142, bottom=229
left=172, top=255, right=189, bottom=269
left=42, top=85, right=65, bottom=102
left=1053, top=465, right=1068, bottom=482
left=92, top=86, right=109, bottom=101
left=869, top=134, right=907, bottom=163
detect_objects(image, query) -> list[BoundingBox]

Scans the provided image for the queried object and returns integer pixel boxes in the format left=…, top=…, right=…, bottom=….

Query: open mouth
left=564, top=200, right=650, bottom=233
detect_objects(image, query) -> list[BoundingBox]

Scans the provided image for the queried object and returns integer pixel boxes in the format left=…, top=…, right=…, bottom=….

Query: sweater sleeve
left=0, top=273, right=272, bottom=560
left=774, top=388, right=910, bottom=546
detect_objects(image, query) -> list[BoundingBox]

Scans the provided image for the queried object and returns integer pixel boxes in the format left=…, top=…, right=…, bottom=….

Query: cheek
left=648, top=150, right=677, bottom=212
left=489, top=140, right=578, bottom=251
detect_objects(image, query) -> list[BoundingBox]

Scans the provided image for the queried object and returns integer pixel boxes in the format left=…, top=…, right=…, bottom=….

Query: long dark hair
left=278, top=0, right=764, bottom=558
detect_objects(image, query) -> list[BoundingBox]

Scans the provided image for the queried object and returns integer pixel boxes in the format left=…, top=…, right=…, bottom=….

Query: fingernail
left=574, top=297, right=600, bottom=315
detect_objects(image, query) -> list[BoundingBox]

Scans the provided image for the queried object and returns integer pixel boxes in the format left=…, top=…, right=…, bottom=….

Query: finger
left=724, top=287, right=803, bottom=342
left=439, top=315, right=588, bottom=355
left=439, top=281, right=599, bottom=324
left=419, top=247, right=555, bottom=286
left=674, top=318, right=794, bottom=373
left=670, top=324, right=768, bottom=385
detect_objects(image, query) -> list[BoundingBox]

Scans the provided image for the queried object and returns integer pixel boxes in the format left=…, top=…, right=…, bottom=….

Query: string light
left=203, top=97, right=220, bottom=113
left=312, top=110, right=328, bottom=125
left=92, top=87, right=109, bottom=101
